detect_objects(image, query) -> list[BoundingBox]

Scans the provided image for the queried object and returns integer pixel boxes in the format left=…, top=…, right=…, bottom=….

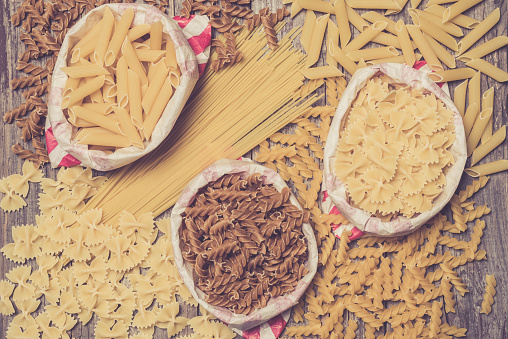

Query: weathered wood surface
left=0, top=0, right=507, bottom=338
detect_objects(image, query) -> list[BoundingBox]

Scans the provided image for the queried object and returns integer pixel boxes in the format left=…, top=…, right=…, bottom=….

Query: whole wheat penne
left=457, top=8, right=500, bottom=55
left=467, top=59, right=508, bottom=83
left=458, top=37, right=508, bottom=62
left=347, top=46, right=399, bottom=62
left=465, top=160, right=508, bottom=177
left=344, top=21, right=387, bottom=53
left=423, top=34, right=456, bottom=69
left=428, top=68, right=477, bottom=82
left=471, top=126, right=506, bottom=166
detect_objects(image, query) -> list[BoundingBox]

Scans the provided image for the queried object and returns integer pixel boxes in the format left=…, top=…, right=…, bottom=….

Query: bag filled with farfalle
left=171, top=158, right=318, bottom=332
left=323, top=63, right=467, bottom=237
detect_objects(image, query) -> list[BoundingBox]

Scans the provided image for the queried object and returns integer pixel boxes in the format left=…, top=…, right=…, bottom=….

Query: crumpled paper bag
left=47, top=4, right=200, bottom=171
left=171, top=158, right=318, bottom=331
left=323, top=63, right=467, bottom=237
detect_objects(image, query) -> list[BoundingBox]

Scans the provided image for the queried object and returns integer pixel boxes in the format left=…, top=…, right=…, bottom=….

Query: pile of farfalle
left=0, top=162, right=236, bottom=339
left=335, top=75, right=456, bottom=219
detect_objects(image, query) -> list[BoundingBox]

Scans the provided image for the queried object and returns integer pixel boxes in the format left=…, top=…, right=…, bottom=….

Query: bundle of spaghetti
left=82, top=26, right=320, bottom=224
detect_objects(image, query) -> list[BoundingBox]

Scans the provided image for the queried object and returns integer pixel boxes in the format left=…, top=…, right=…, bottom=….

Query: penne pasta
left=345, top=0, right=401, bottom=10
left=481, top=87, right=494, bottom=144
left=299, top=0, right=334, bottom=13
left=300, top=66, right=344, bottom=79
left=357, top=58, right=368, bottom=68
left=426, top=0, right=459, bottom=5
left=127, top=70, right=143, bottom=130
left=72, top=105, right=124, bottom=135
left=143, top=77, right=174, bottom=140
left=395, top=20, right=416, bottom=67
left=466, top=108, right=492, bottom=156
left=169, top=68, right=181, bottom=88
left=290, top=0, right=303, bottom=18
left=114, top=107, right=144, bottom=149
left=150, top=22, right=163, bottom=50
left=411, top=0, right=423, bottom=8
left=423, top=34, right=456, bottom=69
left=442, top=0, right=483, bottom=23
left=406, top=25, right=443, bottom=72
left=92, top=6, right=115, bottom=65
left=77, top=132, right=132, bottom=148
left=165, top=39, right=178, bottom=70
left=467, top=59, right=508, bottom=83
left=366, top=53, right=422, bottom=65
left=424, top=5, right=479, bottom=29
left=334, top=0, right=351, bottom=47
left=300, top=10, right=316, bottom=52
left=412, top=13, right=458, bottom=51
left=345, top=3, right=370, bottom=32
left=71, top=37, right=96, bottom=63
left=458, top=36, right=508, bottom=63
left=142, top=61, right=170, bottom=115
left=343, top=21, right=387, bottom=53
left=306, top=14, right=329, bottom=67
left=105, top=8, right=135, bottom=66
left=386, top=0, right=409, bottom=15
left=135, top=49, right=166, bottom=63
left=75, top=127, right=111, bottom=141
left=61, top=64, right=109, bottom=78
left=127, top=24, right=151, bottom=42
left=453, top=79, right=468, bottom=117
left=471, top=126, right=507, bottom=166
left=372, top=32, right=407, bottom=49
left=72, top=24, right=102, bottom=52
left=116, top=56, right=129, bottom=108
left=428, top=68, right=477, bottom=82
left=468, top=70, right=481, bottom=110
left=463, top=103, right=479, bottom=139
left=61, top=75, right=106, bottom=109
left=346, top=46, right=399, bottom=62
left=326, top=20, right=339, bottom=67
left=361, top=11, right=397, bottom=35
left=102, top=83, right=116, bottom=103
left=465, top=160, right=508, bottom=177
left=72, top=117, right=97, bottom=128
left=122, top=37, right=148, bottom=86
left=328, top=39, right=358, bottom=75
left=63, top=77, right=81, bottom=98
left=409, top=8, right=463, bottom=37
left=82, top=103, right=115, bottom=115
left=457, top=8, right=500, bottom=55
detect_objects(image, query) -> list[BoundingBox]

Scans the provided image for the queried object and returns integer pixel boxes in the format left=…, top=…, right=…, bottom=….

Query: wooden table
left=0, top=0, right=507, bottom=338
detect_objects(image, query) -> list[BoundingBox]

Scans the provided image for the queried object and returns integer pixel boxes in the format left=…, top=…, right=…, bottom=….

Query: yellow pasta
left=457, top=8, right=500, bottom=55
left=345, top=3, right=370, bottom=32
left=480, top=88, right=494, bottom=144
left=395, top=20, right=416, bottom=67
left=127, top=23, right=151, bottom=41
left=115, top=56, right=129, bottom=108
left=92, top=6, right=115, bottom=65
left=361, top=11, right=397, bottom=35
left=346, top=0, right=401, bottom=10
left=70, top=24, right=102, bottom=63
left=471, top=126, right=506, bottom=166
left=326, top=20, right=339, bottom=67
left=63, top=76, right=81, bottom=97
left=122, top=37, right=148, bottom=86
left=423, top=34, right=456, bottom=69
left=465, top=160, right=508, bottom=177
left=81, top=103, right=115, bottom=115
left=366, top=54, right=421, bottom=65
left=300, top=66, right=344, bottom=79
left=480, top=275, right=497, bottom=315
left=72, top=105, right=123, bottom=135
left=306, top=14, right=329, bottom=67
left=386, top=0, right=409, bottom=15
left=77, top=133, right=131, bottom=148
left=328, top=39, right=358, bottom=75
left=61, top=75, right=106, bottom=109
left=346, top=46, right=399, bottom=62
left=75, top=127, right=111, bottom=140
left=135, top=49, right=166, bottom=63
left=458, top=36, right=508, bottom=63
left=60, top=64, right=109, bottom=78
left=343, top=21, right=387, bottom=53
left=113, top=107, right=144, bottom=149
left=412, top=13, right=458, bottom=51
left=466, top=59, right=508, bottom=83
left=469, top=70, right=481, bottom=110
left=169, top=68, right=181, bottom=88
left=428, top=68, right=477, bottom=83
left=127, top=69, right=143, bottom=130
left=442, top=0, right=483, bottom=23
left=409, top=8, right=464, bottom=37
left=424, top=4, right=480, bottom=29
left=141, top=60, right=170, bottom=115
left=411, top=0, right=423, bottom=7
left=165, top=39, right=178, bottom=70
left=143, top=77, right=173, bottom=140
left=290, top=0, right=303, bottom=18
left=406, top=25, right=443, bottom=72
left=334, top=0, right=351, bottom=47
left=466, top=108, right=493, bottom=156
left=463, top=103, right=479, bottom=139
left=150, top=21, right=163, bottom=50
left=299, top=0, right=334, bottom=13
left=453, top=79, right=468, bottom=117
left=105, top=8, right=134, bottom=66
left=300, top=10, right=316, bottom=52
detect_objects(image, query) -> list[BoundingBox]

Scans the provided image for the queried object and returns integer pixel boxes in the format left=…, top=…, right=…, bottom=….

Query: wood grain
left=0, top=0, right=507, bottom=338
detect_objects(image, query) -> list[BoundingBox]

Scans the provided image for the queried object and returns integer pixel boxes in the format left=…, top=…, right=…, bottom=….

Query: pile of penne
left=60, top=7, right=180, bottom=152
left=292, top=0, right=507, bottom=83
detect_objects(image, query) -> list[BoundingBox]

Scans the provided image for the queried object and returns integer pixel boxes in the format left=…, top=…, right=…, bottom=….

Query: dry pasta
left=329, top=39, right=358, bottom=75
left=346, top=0, right=401, bottom=10
left=334, top=0, right=351, bottom=47
left=453, top=79, right=468, bottom=117
left=457, top=8, right=501, bottom=55
left=395, top=20, right=416, bottom=67
left=406, top=25, right=443, bottom=72
left=423, top=34, right=456, bottom=69
left=428, top=68, right=477, bottom=83
left=412, top=14, right=459, bottom=52
left=300, top=10, right=316, bottom=53
left=480, top=274, right=497, bottom=315
left=306, top=14, right=329, bottom=67
left=442, top=0, right=484, bottom=23
left=471, top=126, right=507, bottom=166
left=361, top=11, right=397, bottom=35
left=463, top=103, right=479, bottom=139
left=466, top=108, right=493, bottom=156
left=465, top=160, right=508, bottom=177
left=346, top=46, right=399, bottom=62
left=300, top=66, right=344, bottom=79
left=410, top=8, right=464, bottom=37
left=458, top=36, right=508, bottom=63
left=466, top=59, right=508, bottom=83
left=424, top=4, right=480, bottom=29
left=343, top=21, right=387, bottom=53
left=481, top=87, right=495, bottom=144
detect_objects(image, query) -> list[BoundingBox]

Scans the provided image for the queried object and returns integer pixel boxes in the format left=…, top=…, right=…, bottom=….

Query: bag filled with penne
left=171, top=158, right=318, bottom=331
left=323, top=63, right=467, bottom=237
left=47, top=4, right=205, bottom=170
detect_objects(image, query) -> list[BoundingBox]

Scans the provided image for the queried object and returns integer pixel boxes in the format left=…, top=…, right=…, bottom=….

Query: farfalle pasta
left=335, top=74, right=457, bottom=219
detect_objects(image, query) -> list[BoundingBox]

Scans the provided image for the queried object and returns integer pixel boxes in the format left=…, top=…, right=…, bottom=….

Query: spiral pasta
left=480, top=274, right=497, bottom=315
